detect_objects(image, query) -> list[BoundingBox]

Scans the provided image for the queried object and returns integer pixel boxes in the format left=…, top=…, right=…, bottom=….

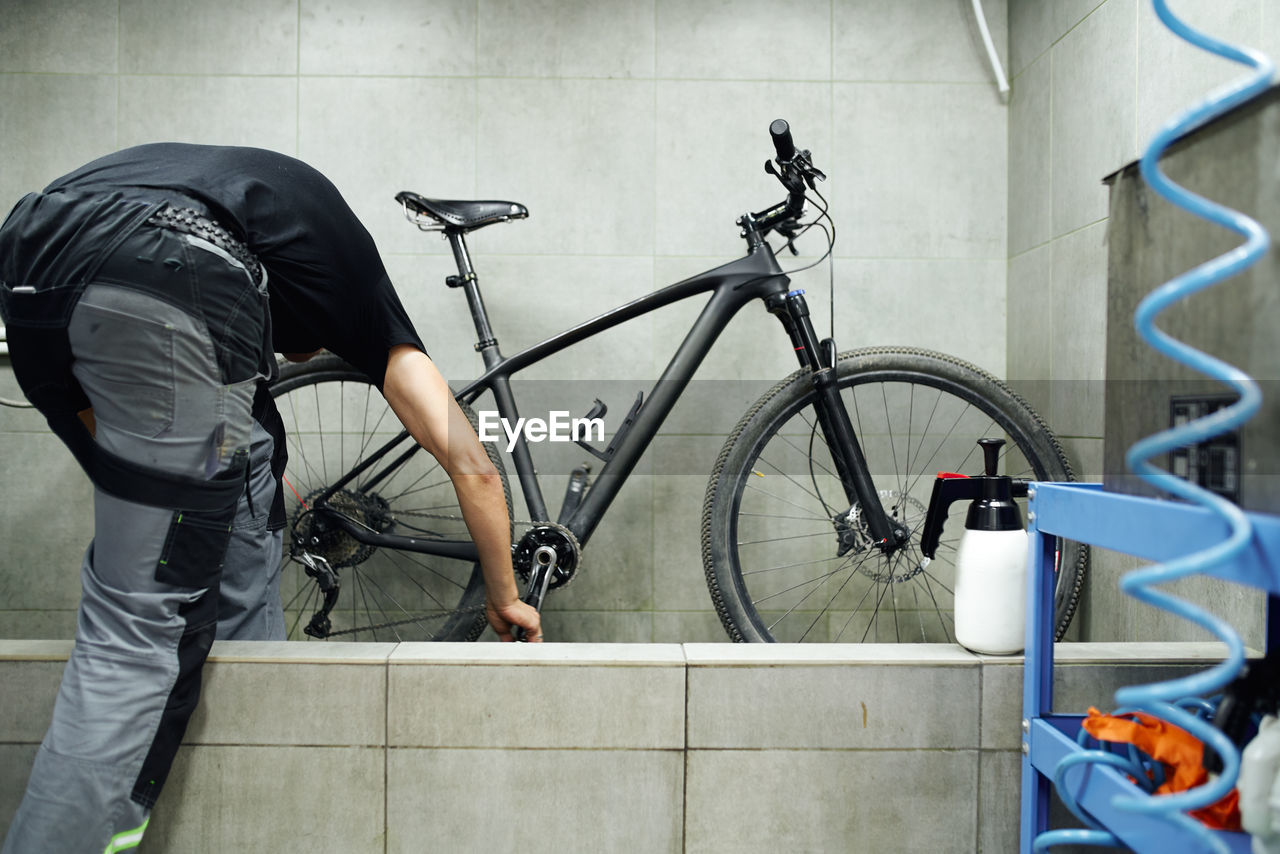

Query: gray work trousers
left=2, top=224, right=284, bottom=854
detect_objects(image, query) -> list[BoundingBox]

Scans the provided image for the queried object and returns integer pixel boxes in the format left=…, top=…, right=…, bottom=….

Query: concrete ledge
left=0, top=640, right=1220, bottom=853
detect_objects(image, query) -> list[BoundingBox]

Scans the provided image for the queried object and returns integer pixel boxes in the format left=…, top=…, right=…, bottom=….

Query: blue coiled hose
left=1035, top=2, right=1275, bottom=851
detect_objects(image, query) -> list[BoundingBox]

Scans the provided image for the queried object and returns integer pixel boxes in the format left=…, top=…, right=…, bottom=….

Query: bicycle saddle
left=395, top=191, right=528, bottom=231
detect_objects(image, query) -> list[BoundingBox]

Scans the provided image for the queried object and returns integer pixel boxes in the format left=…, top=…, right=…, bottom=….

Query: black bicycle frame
left=314, top=217, right=899, bottom=563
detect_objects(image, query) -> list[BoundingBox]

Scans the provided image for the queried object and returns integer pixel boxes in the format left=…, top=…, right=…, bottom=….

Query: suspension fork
left=766, top=290, right=909, bottom=552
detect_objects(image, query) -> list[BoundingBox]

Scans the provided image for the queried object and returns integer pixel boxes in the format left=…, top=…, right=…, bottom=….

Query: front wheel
left=701, top=347, right=1087, bottom=643
left=269, top=354, right=510, bottom=641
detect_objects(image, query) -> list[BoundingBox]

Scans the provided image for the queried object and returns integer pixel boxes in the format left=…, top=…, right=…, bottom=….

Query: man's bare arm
left=380, top=343, right=541, bottom=641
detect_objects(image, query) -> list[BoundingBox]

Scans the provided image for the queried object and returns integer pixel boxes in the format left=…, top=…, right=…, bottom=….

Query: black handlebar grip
left=769, top=119, right=796, bottom=162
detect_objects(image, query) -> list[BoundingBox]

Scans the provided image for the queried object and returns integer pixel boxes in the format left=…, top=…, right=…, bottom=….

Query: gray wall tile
left=1136, top=0, right=1262, bottom=150
left=478, top=0, right=655, bottom=79
left=1007, top=245, right=1053, bottom=418
left=979, top=749, right=1023, bottom=853
left=1050, top=0, right=1137, bottom=237
left=0, top=659, right=65, bottom=742
left=981, top=660, right=1023, bottom=749
left=1049, top=221, right=1107, bottom=438
left=476, top=78, right=656, bottom=257
left=655, top=80, right=831, bottom=258
left=836, top=258, right=1008, bottom=375
left=1009, top=54, right=1052, bottom=256
left=1264, top=1, right=1280, bottom=70
left=388, top=748, right=683, bottom=854
left=648, top=438, right=722, bottom=612
left=0, top=433, right=93, bottom=611
left=118, top=76, right=298, bottom=152
left=653, top=609, right=730, bottom=643
left=1009, top=0, right=1056, bottom=78
left=0, top=610, right=79, bottom=640
left=0, top=744, right=38, bottom=843
left=834, top=82, right=1007, bottom=260
left=834, top=0, right=1009, bottom=84
left=0, top=74, right=117, bottom=207
left=381, top=252, right=486, bottom=384
left=299, top=76, right=477, bottom=256
left=686, top=749, right=980, bottom=853
left=0, top=0, right=117, bottom=73
left=1061, top=435, right=1103, bottom=482
left=140, top=745, right=384, bottom=852
left=689, top=663, right=980, bottom=749
left=656, top=0, right=830, bottom=81
left=301, top=0, right=476, bottom=76
left=186, top=660, right=388, bottom=746
left=471, top=254, right=656, bottom=380
left=390, top=661, right=684, bottom=748
left=120, top=0, right=298, bottom=75
left=538, top=609, right=655, bottom=642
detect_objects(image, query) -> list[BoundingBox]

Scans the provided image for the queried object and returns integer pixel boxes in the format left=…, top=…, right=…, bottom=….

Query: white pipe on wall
left=971, top=0, right=1010, bottom=102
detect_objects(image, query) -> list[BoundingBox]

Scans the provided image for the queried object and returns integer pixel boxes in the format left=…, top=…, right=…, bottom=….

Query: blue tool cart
left=1020, top=482, right=1280, bottom=853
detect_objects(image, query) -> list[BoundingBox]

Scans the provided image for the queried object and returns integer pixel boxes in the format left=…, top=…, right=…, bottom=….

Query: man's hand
left=487, top=597, right=543, bottom=643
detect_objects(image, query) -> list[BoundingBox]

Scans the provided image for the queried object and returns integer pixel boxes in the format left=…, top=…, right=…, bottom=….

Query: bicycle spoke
left=878, top=383, right=905, bottom=499
left=272, top=362, right=497, bottom=642
left=738, top=511, right=832, bottom=522
left=859, top=575, right=895, bottom=643
left=743, top=479, right=828, bottom=517
left=799, top=553, right=866, bottom=642
left=753, top=453, right=829, bottom=506
left=737, top=529, right=838, bottom=548
left=381, top=547, right=468, bottom=602
left=753, top=560, right=853, bottom=607
left=383, top=475, right=452, bottom=504
left=284, top=393, right=326, bottom=491
left=740, top=553, right=849, bottom=577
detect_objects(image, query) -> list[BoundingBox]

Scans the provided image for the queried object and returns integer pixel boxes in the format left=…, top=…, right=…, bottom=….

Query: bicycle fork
left=765, top=289, right=910, bottom=553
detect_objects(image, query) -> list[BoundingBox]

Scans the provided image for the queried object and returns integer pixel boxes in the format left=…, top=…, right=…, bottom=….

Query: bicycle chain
left=297, top=509, right=566, bottom=638
left=318, top=605, right=488, bottom=638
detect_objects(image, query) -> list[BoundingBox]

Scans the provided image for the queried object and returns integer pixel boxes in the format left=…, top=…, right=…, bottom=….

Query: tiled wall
left=0, top=640, right=1220, bottom=852
left=1005, top=0, right=1279, bottom=643
left=0, top=0, right=1010, bottom=642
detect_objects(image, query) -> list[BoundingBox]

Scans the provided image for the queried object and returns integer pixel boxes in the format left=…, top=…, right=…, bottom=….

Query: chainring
left=512, top=523, right=582, bottom=591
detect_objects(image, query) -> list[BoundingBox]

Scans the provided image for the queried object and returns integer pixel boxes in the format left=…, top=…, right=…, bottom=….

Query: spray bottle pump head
left=918, top=438, right=1028, bottom=559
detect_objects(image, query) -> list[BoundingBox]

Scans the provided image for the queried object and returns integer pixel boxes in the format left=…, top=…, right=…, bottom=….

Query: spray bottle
left=920, top=438, right=1029, bottom=654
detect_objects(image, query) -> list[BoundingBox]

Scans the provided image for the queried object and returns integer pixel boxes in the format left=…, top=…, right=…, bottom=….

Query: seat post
left=445, top=230, right=501, bottom=364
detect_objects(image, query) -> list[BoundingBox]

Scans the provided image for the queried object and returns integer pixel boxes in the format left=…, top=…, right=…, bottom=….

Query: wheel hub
left=834, top=490, right=929, bottom=583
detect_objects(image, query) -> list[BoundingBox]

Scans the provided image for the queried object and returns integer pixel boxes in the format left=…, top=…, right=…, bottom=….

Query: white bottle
left=1241, top=714, right=1280, bottom=854
left=954, top=527, right=1029, bottom=654
left=920, top=438, right=1031, bottom=655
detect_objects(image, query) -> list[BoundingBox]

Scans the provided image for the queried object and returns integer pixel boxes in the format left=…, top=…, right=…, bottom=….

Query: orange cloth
left=1081, top=707, right=1241, bottom=831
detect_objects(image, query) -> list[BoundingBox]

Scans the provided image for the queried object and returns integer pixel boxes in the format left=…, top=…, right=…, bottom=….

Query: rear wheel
left=701, top=347, right=1087, bottom=643
left=269, top=354, right=509, bottom=641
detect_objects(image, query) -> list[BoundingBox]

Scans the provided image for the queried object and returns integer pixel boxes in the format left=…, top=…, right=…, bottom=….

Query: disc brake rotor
left=836, top=490, right=929, bottom=584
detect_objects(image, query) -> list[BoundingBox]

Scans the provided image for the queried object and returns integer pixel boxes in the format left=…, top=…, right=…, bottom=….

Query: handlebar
left=744, top=119, right=826, bottom=245
left=769, top=118, right=796, bottom=162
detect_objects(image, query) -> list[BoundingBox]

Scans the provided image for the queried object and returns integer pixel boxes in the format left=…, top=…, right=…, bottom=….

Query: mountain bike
left=271, top=120, right=1088, bottom=644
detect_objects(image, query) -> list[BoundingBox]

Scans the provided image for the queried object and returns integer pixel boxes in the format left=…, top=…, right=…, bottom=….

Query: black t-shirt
left=40, top=143, right=425, bottom=388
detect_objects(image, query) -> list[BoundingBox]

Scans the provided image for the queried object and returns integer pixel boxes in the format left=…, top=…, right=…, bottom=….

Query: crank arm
left=514, top=545, right=556, bottom=642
